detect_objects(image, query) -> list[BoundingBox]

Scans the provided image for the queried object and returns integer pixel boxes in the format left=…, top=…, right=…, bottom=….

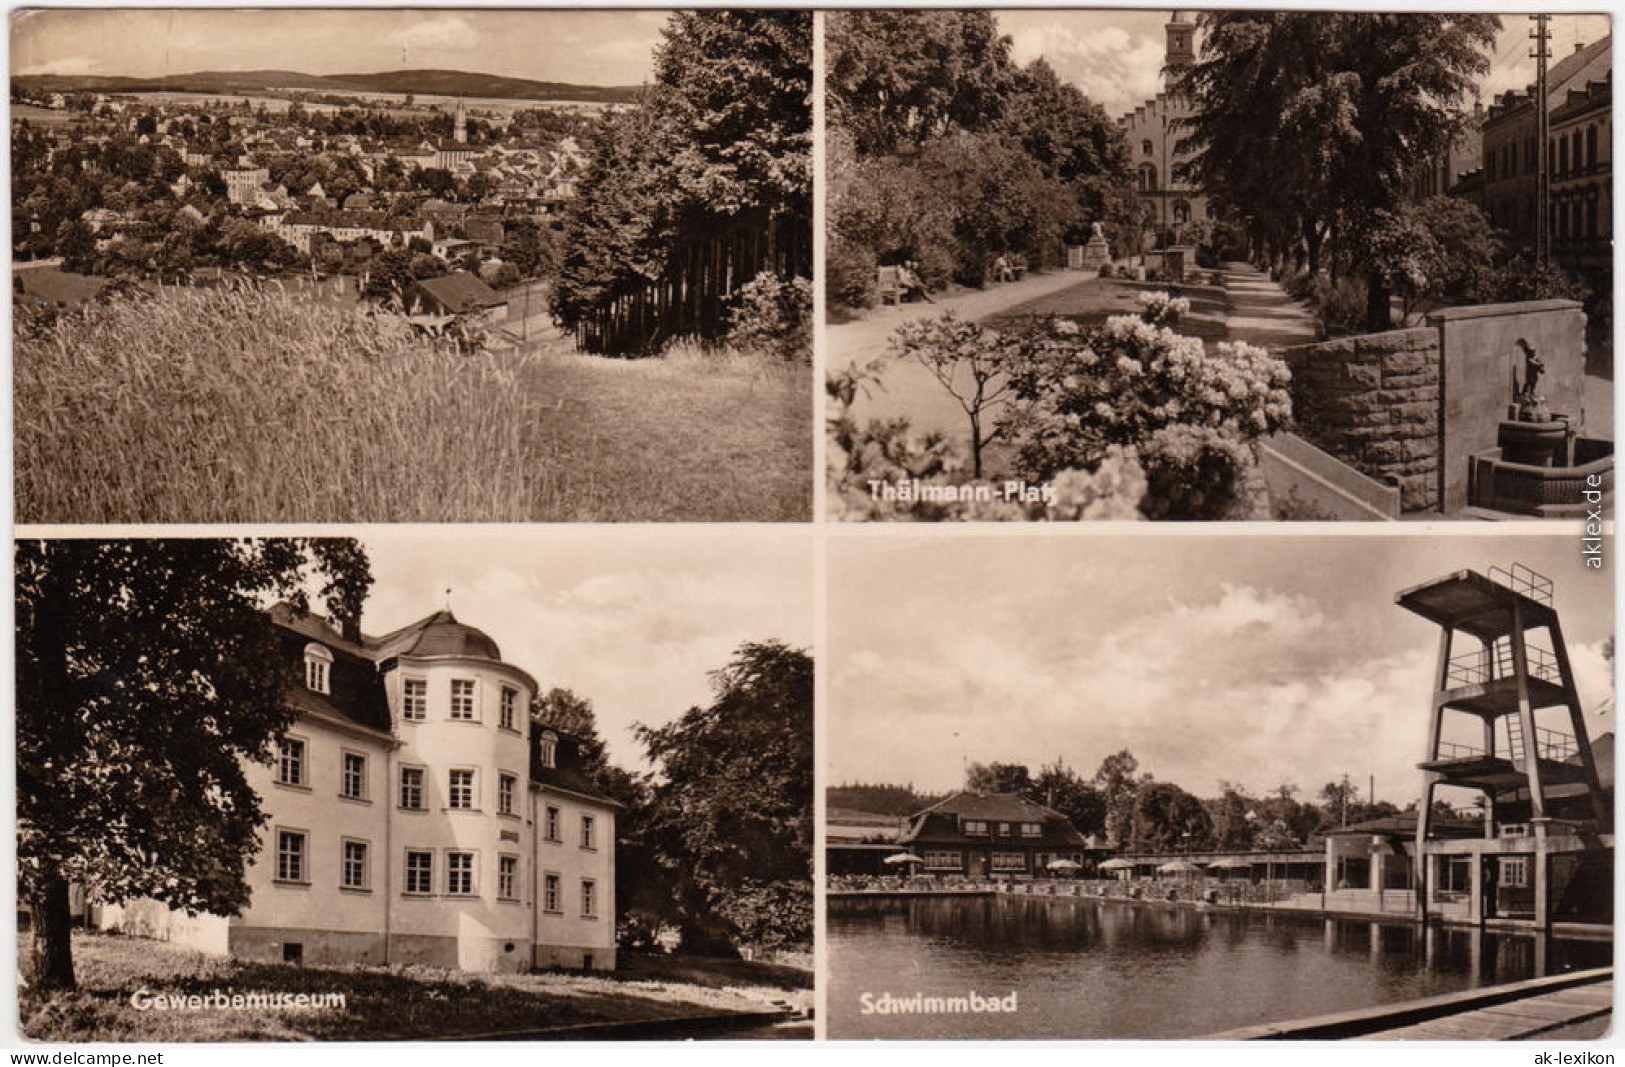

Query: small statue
left=1513, top=338, right=1550, bottom=422
left=1090, top=221, right=1106, bottom=241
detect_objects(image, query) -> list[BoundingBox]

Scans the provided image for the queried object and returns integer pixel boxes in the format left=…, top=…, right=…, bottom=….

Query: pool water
left=826, top=893, right=1610, bottom=1039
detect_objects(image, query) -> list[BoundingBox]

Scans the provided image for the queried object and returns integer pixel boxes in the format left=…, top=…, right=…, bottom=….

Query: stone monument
left=1078, top=221, right=1112, bottom=271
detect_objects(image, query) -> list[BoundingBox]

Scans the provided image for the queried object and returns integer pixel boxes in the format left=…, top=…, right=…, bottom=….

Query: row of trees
left=832, top=751, right=1407, bottom=856
left=826, top=11, right=1139, bottom=307
left=531, top=644, right=813, bottom=957
left=551, top=11, right=812, bottom=356
left=1175, top=12, right=1505, bottom=330
left=17, top=538, right=812, bottom=994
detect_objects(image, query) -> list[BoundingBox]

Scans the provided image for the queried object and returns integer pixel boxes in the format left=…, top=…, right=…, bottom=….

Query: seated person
left=898, top=260, right=935, bottom=304
left=992, top=254, right=1013, bottom=283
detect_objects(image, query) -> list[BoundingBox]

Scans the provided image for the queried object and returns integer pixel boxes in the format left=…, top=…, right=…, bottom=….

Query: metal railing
left=1507, top=715, right=1578, bottom=763
left=1446, top=638, right=1562, bottom=688
left=1434, top=740, right=1485, bottom=761
left=1488, top=562, right=1554, bottom=606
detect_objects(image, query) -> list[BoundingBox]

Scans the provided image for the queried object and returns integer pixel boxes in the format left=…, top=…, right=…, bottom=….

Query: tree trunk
left=27, top=866, right=76, bottom=993
left=1365, top=270, right=1392, bottom=333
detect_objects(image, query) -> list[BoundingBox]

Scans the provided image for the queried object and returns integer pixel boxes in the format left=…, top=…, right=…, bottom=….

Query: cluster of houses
left=15, top=90, right=590, bottom=323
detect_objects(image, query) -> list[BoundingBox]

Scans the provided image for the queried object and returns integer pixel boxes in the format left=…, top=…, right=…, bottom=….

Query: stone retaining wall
left=1280, top=327, right=1441, bottom=511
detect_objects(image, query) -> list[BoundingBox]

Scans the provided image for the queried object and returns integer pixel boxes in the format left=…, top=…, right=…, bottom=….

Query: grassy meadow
left=14, top=287, right=811, bottom=523
left=18, top=931, right=807, bottom=1041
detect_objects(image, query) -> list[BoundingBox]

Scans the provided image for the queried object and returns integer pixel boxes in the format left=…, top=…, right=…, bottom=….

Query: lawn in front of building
left=17, top=932, right=803, bottom=1042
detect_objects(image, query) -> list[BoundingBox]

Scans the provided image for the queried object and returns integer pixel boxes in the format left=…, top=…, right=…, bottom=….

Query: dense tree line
left=825, top=11, right=1137, bottom=307
left=831, top=748, right=1417, bottom=857
left=551, top=11, right=812, bottom=356
left=1176, top=13, right=1503, bottom=330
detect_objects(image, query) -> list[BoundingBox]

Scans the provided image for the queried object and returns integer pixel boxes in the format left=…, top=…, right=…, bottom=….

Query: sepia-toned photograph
left=826, top=11, right=1613, bottom=523
left=15, top=531, right=813, bottom=1040
left=12, top=9, right=812, bottom=523
left=825, top=532, right=1613, bottom=1039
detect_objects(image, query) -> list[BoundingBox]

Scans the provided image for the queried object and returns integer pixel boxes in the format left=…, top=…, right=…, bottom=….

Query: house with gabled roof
left=901, top=791, right=1088, bottom=879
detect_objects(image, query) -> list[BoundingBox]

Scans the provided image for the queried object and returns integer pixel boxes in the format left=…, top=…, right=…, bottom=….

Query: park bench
left=876, top=265, right=903, bottom=306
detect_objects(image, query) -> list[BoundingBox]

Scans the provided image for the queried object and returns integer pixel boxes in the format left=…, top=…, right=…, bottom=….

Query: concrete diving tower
left=1397, top=563, right=1610, bottom=929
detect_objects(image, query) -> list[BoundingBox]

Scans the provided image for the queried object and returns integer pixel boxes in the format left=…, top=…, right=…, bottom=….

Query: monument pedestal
left=1078, top=234, right=1112, bottom=271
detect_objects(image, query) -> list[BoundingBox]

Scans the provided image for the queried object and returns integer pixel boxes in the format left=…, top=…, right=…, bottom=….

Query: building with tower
left=1118, top=12, right=1209, bottom=246
left=97, top=603, right=621, bottom=972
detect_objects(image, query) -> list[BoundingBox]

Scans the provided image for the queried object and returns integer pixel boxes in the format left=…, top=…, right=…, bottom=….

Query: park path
left=1216, top=261, right=1321, bottom=349
left=826, top=269, right=1095, bottom=438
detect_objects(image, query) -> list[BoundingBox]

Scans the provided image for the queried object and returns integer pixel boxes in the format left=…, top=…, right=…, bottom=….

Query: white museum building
left=99, top=604, right=620, bottom=972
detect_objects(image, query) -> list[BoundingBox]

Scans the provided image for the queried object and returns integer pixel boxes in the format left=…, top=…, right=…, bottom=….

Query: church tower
left=454, top=98, right=468, bottom=145
left=1164, top=11, right=1196, bottom=78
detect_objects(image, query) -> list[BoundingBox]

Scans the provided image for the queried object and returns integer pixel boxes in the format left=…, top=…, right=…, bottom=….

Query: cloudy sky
left=997, top=12, right=1612, bottom=118
left=11, top=9, right=669, bottom=84
left=353, top=529, right=813, bottom=771
left=829, top=532, right=1614, bottom=806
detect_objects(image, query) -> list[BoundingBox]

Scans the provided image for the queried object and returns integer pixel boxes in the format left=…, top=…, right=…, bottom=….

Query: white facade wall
left=532, top=786, right=617, bottom=969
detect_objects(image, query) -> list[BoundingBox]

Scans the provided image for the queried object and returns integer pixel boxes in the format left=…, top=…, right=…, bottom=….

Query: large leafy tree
left=965, top=761, right=1034, bottom=796
left=827, top=11, right=1013, bottom=158
left=553, top=11, right=811, bottom=353
left=635, top=641, right=812, bottom=956
left=1177, top=12, right=1499, bottom=328
left=1129, top=781, right=1215, bottom=853
left=15, top=538, right=372, bottom=992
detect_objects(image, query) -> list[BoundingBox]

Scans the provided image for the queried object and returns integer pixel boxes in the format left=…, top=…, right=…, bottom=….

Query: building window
left=500, top=686, right=518, bottom=731
left=992, top=851, right=1028, bottom=871
left=1139, top=163, right=1158, bottom=193
left=539, top=730, right=557, bottom=768
left=498, top=855, right=519, bottom=901
left=276, top=737, right=306, bottom=787
left=446, top=851, right=475, bottom=896
left=276, top=830, right=307, bottom=883
left=342, top=840, right=369, bottom=890
left=341, top=752, right=367, bottom=800
left=923, top=849, right=962, bottom=869
left=543, top=872, right=561, bottom=913
left=545, top=805, right=560, bottom=842
left=405, top=850, right=434, bottom=895
left=499, top=773, right=517, bottom=816
left=448, top=768, right=475, bottom=810
left=400, top=766, right=425, bottom=810
left=962, top=820, right=988, bottom=836
left=581, top=878, right=598, bottom=918
left=304, top=644, right=332, bottom=694
left=1021, top=822, right=1042, bottom=838
left=1141, top=139, right=1153, bottom=157
left=402, top=678, right=427, bottom=721
left=580, top=814, right=596, bottom=850
left=999, top=822, right=1012, bottom=836
left=1501, top=856, right=1531, bottom=888
left=450, top=679, right=476, bottom=720
left=1587, top=125, right=1598, bottom=168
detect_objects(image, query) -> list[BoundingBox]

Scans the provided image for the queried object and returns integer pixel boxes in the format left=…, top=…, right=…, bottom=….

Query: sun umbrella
left=1099, top=858, right=1133, bottom=870
left=1156, top=859, right=1201, bottom=874
left=1210, top=856, right=1254, bottom=869
left=883, top=852, right=923, bottom=865
left=1046, top=858, right=1082, bottom=870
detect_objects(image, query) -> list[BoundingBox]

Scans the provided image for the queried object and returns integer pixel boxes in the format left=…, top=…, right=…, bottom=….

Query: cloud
left=26, top=55, right=101, bottom=76
left=386, top=15, right=481, bottom=55
left=1005, top=21, right=1165, bottom=116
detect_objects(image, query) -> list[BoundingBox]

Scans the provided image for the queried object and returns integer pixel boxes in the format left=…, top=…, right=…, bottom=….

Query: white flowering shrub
left=1002, top=295, right=1292, bottom=520
left=825, top=359, right=1146, bottom=522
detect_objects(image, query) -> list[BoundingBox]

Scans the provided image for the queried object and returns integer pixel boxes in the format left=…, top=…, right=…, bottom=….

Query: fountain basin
left=1468, top=435, right=1613, bottom=517
left=1497, top=417, right=1570, bottom=467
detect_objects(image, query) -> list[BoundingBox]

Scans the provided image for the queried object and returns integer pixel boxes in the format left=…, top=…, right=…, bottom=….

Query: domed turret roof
left=371, top=609, right=502, bottom=662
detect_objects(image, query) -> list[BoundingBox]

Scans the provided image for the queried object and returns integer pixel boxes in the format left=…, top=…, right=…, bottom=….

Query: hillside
left=12, top=68, right=642, bottom=103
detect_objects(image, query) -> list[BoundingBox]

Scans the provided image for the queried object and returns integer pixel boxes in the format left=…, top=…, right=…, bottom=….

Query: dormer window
left=304, top=644, right=332, bottom=695
left=539, top=730, right=558, bottom=769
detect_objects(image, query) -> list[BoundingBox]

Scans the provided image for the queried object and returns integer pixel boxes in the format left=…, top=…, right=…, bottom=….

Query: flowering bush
left=725, top=272, right=813, bottom=361
left=825, top=359, right=1146, bottom=521
left=1001, top=295, right=1291, bottom=519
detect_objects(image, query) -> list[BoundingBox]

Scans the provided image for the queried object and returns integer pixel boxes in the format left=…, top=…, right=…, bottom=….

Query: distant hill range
left=13, top=68, right=642, bottom=104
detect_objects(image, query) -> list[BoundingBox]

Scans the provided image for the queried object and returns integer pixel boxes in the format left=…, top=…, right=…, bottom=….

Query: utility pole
left=1532, top=14, right=1552, bottom=264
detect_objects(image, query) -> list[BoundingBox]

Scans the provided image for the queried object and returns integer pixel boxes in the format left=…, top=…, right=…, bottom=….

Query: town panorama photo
left=13, top=9, right=813, bottom=523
